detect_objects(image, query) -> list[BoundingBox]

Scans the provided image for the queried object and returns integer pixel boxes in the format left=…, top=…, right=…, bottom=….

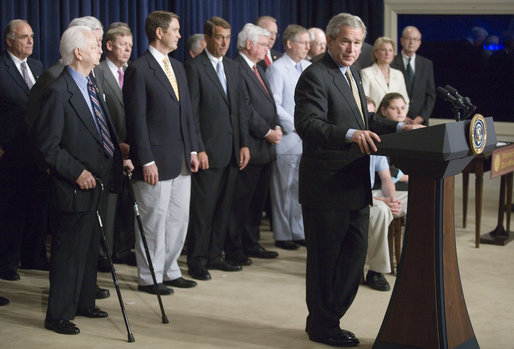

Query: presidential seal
left=469, top=113, right=487, bottom=154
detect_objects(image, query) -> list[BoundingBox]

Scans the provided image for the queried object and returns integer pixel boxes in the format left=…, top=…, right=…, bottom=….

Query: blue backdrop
left=0, top=0, right=384, bottom=67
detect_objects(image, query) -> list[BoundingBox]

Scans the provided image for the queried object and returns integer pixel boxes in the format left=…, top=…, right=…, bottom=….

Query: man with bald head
left=307, top=27, right=326, bottom=61
left=391, top=26, right=435, bottom=125
left=0, top=19, right=44, bottom=281
left=255, top=16, right=282, bottom=70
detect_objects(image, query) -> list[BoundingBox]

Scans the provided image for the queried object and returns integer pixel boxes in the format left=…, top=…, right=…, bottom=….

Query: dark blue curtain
left=0, top=0, right=383, bottom=68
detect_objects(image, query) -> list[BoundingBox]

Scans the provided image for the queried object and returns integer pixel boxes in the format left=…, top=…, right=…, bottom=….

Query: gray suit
left=391, top=53, right=435, bottom=124
left=95, top=60, right=126, bottom=141
left=94, top=60, right=134, bottom=261
left=265, top=54, right=310, bottom=242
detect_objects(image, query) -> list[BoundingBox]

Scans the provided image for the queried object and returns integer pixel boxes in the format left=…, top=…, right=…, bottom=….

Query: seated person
left=375, top=93, right=410, bottom=191
left=367, top=155, right=404, bottom=291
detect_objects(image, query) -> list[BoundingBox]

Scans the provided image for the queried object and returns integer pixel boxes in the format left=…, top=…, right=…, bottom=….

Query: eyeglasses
left=403, top=37, right=420, bottom=42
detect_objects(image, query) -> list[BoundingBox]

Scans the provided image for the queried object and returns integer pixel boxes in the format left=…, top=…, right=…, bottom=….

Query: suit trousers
left=100, top=175, right=135, bottom=260
left=133, top=161, right=190, bottom=286
left=187, top=164, right=237, bottom=268
left=46, top=208, right=100, bottom=321
left=303, top=205, right=369, bottom=337
left=270, top=154, right=304, bottom=241
left=225, top=163, right=271, bottom=258
left=367, top=199, right=394, bottom=274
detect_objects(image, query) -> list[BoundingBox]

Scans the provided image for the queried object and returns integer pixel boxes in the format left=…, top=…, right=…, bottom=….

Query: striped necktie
left=87, top=78, right=114, bottom=157
left=20, top=61, right=33, bottom=89
left=163, top=58, right=180, bottom=101
left=345, top=69, right=365, bottom=124
left=253, top=65, right=269, bottom=95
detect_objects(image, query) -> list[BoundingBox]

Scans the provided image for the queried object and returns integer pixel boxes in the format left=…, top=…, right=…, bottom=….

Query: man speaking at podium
left=295, top=13, right=421, bottom=347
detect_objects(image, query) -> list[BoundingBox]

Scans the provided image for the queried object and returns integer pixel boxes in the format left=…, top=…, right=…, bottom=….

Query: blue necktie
left=87, top=78, right=114, bottom=157
left=295, top=63, right=302, bottom=75
left=216, top=61, right=227, bottom=94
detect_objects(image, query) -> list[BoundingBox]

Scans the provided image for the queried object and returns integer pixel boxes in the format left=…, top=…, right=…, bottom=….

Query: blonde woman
left=361, top=36, right=409, bottom=110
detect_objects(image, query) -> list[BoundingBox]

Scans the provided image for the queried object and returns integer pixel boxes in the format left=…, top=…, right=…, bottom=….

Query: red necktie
left=264, top=55, right=271, bottom=67
left=253, top=65, right=269, bottom=95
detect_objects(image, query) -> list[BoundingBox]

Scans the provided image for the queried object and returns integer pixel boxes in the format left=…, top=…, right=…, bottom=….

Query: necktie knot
left=295, top=63, right=302, bottom=74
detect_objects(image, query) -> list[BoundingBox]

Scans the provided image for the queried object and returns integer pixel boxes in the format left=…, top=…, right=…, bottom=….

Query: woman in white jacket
left=361, top=36, right=410, bottom=110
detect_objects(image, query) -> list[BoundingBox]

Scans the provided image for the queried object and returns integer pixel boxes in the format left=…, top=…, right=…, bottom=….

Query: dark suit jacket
left=234, top=54, right=279, bottom=165
left=257, top=48, right=282, bottom=71
left=95, top=60, right=126, bottom=142
left=33, top=68, right=122, bottom=212
left=0, top=52, right=44, bottom=167
left=124, top=50, right=197, bottom=181
left=391, top=54, right=435, bottom=123
left=294, top=52, right=398, bottom=211
left=185, top=51, right=248, bottom=169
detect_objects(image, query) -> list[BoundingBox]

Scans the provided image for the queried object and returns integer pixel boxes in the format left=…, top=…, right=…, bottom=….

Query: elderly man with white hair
left=33, top=25, right=123, bottom=335
left=225, top=23, right=282, bottom=265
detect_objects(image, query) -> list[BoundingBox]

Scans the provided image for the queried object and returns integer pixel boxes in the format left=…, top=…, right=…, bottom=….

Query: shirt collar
left=238, top=51, right=256, bottom=69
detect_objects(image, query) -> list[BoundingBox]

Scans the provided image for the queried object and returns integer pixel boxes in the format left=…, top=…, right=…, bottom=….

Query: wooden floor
left=0, top=173, right=513, bottom=348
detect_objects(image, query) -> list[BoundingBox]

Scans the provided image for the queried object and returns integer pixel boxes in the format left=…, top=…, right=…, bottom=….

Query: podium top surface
left=375, top=117, right=497, bottom=161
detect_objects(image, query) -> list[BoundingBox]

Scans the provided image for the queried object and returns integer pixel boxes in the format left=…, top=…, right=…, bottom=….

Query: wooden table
left=462, top=144, right=513, bottom=247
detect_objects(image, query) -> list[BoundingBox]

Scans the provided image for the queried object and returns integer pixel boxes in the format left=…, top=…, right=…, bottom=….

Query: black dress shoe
left=226, top=254, right=252, bottom=266
left=163, top=277, right=197, bottom=288
left=95, top=285, right=110, bottom=299
left=45, top=319, right=80, bottom=335
left=275, top=240, right=299, bottom=250
left=366, top=270, right=391, bottom=291
left=309, top=330, right=360, bottom=347
left=207, top=260, right=242, bottom=271
left=293, top=239, right=306, bottom=247
left=138, top=283, right=174, bottom=295
left=97, top=258, right=111, bottom=272
left=245, top=245, right=279, bottom=259
left=0, top=271, right=20, bottom=281
left=76, top=306, right=108, bottom=318
left=188, top=266, right=211, bottom=280
left=0, top=296, right=9, bottom=306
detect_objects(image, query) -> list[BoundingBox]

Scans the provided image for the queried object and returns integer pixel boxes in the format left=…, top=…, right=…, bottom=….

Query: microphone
left=445, top=85, right=477, bottom=118
left=445, top=85, right=467, bottom=107
left=437, top=86, right=464, bottom=109
left=464, top=97, right=477, bottom=115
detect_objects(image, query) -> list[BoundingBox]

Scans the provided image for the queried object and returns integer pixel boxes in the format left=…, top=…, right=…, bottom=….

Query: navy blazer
left=295, top=52, right=398, bottom=211
left=0, top=52, right=43, bottom=166
left=33, top=68, right=122, bottom=212
left=124, top=50, right=197, bottom=181
left=234, top=54, right=280, bottom=165
left=185, top=51, right=248, bottom=169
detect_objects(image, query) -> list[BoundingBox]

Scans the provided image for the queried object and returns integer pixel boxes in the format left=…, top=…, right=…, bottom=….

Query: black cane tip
left=162, top=316, right=169, bottom=324
left=128, top=333, right=135, bottom=342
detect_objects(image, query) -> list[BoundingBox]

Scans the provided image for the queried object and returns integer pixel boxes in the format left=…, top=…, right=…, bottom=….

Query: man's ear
left=105, top=40, right=113, bottom=52
left=73, top=47, right=81, bottom=61
left=155, top=27, right=163, bottom=40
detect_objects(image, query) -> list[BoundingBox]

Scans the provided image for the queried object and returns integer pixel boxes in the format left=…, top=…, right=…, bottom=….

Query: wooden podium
left=372, top=118, right=496, bottom=349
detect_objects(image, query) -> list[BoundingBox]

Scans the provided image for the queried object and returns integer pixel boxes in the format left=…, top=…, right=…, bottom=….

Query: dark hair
left=204, top=16, right=230, bottom=37
left=376, top=93, right=406, bottom=117
left=145, top=11, right=179, bottom=43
